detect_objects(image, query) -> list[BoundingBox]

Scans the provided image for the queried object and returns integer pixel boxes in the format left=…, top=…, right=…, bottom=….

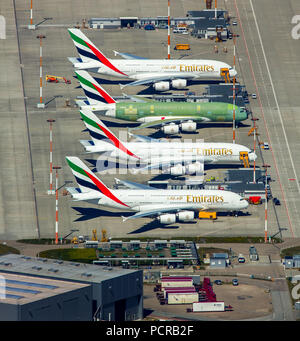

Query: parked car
left=144, top=24, right=155, bottom=30
left=251, top=93, right=257, bottom=99
left=238, top=254, right=245, bottom=263
left=273, top=197, right=281, bottom=205
left=214, top=280, right=222, bottom=285
left=173, top=27, right=188, bottom=34
left=232, top=278, right=239, bottom=286
left=232, top=21, right=238, bottom=26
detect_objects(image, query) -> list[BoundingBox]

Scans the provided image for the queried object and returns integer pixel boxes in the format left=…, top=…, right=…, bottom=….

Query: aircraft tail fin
left=68, top=28, right=127, bottom=76
left=65, top=156, right=129, bottom=207
left=79, top=109, right=140, bottom=159
left=75, top=70, right=116, bottom=105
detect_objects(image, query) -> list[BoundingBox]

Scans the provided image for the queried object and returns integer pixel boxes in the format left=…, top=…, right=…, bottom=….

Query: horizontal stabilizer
left=79, top=139, right=95, bottom=147
left=113, top=51, right=148, bottom=60
left=65, top=187, right=82, bottom=195
left=68, top=57, right=83, bottom=64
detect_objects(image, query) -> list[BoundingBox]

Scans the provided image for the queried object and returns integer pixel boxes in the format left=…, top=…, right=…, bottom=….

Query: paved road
left=227, top=0, right=300, bottom=239
left=0, top=0, right=38, bottom=239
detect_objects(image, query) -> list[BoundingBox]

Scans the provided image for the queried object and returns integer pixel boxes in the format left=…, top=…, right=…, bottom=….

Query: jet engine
left=161, top=123, right=179, bottom=135
left=158, top=213, right=176, bottom=225
left=180, top=120, right=197, bottom=132
left=169, top=164, right=185, bottom=176
left=171, top=79, right=187, bottom=89
left=153, top=81, right=170, bottom=91
left=176, top=211, right=195, bottom=222
left=184, top=162, right=203, bottom=175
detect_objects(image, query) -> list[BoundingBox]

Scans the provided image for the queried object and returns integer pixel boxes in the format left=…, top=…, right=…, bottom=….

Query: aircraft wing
left=122, top=204, right=200, bottom=221
left=121, top=93, right=154, bottom=103
left=120, top=73, right=195, bottom=89
left=113, top=51, right=148, bottom=60
left=130, top=116, right=211, bottom=130
left=114, top=178, right=158, bottom=190
left=131, top=156, right=205, bottom=173
left=128, top=133, right=161, bottom=143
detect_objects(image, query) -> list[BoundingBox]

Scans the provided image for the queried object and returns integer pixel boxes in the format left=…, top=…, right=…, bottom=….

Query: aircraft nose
left=249, top=152, right=257, bottom=161
left=242, top=199, right=249, bottom=209
left=229, top=69, right=237, bottom=77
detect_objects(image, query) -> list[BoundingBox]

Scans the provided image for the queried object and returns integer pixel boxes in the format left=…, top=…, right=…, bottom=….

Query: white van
left=173, top=27, right=188, bottom=34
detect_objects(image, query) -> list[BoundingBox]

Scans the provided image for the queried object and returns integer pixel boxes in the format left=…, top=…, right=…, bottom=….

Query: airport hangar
left=0, top=254, right=143, bottom=321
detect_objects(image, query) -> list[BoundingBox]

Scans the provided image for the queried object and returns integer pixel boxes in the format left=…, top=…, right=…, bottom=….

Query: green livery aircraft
left=75, top=70, right=248, bottom=134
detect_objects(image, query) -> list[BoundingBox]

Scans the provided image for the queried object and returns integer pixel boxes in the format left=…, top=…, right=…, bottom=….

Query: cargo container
left=163, top=286, right=196, bottom=298
left=192, top=301, right=225, bottom=312
left=161, top=276, right=193, bottom=288
left=167, top=292, right=199, bottom=304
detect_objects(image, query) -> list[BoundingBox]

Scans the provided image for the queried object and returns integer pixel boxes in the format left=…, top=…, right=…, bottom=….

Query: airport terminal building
left=0, top=254, right=143, bottom=321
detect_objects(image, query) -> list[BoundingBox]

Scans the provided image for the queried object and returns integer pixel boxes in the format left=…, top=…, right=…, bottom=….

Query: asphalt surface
left=0, top=0, right=299, bottom=243
left=227, top=0, right=300, bottom=239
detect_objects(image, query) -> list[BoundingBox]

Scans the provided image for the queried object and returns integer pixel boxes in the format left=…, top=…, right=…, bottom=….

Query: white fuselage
left=70, top=189, right=249, bottom=212
left=74, top=59, right=237, bottom=80
left=83, top=141, right=256, bottom=164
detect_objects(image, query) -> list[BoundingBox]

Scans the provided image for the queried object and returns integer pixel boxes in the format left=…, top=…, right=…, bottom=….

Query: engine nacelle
left=169, top=164, right=185, bottom=175
left=177, top=211, right=195, bottom=222
left=153, top=81, right=170, bottom=91
left=185, top=162, right=203, bottom=175
left=158, top=213, right=176, bottom=225
left=171, top=79, right=187, bottom=89
left=180, top=120, right=197, bottom=132
left=161, top=123, right=179, bottom=135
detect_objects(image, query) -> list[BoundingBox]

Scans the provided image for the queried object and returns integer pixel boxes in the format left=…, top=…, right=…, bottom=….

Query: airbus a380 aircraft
left=79, top=109, right=257, bottom=175
left=66, top=156, right=249, bottom=224
left=75, top=70, right=248, bottom=133
left=68, top=28, right=237, bottom=91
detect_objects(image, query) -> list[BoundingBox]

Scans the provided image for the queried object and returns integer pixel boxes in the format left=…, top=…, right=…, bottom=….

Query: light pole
left=232, top=34, right=237, bottom=144
left=37, top=35, right=46, bottom=108
left=263, top=164, right=271, bottom=243
left=28, top=0, right=36, bottom=30
left=167, top=0, right=170, bottom=60
left=47, top=119, right=55, bottom=194
left=251, top=118, right=259, bottom=183
left=53, top=166, right=61, bottom=245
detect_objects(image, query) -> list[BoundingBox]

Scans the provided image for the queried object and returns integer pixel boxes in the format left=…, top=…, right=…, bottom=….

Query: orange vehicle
left=198, top=211, right=217, bottom=220
left=46, top=75, right=71, bottom=84
left=174, top=44, right=190, bottom=50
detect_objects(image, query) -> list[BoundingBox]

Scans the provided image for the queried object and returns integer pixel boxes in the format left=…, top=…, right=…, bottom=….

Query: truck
left=198, top=211, right=217, bottom=220
left=249, top=245, right=259, bottom=261
left=192, top=301, right=225, bottom=312
left=174, top=44, right=190, bottom=50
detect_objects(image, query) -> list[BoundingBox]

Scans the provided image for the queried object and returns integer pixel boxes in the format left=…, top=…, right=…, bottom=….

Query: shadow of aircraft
left=128, top=219, right=197, bottom=234
left=72, top=206, right=131, bottom=222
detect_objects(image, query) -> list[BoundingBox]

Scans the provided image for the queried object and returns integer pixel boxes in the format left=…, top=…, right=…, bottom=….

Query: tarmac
left=0, top=0, right=299, bottom=243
